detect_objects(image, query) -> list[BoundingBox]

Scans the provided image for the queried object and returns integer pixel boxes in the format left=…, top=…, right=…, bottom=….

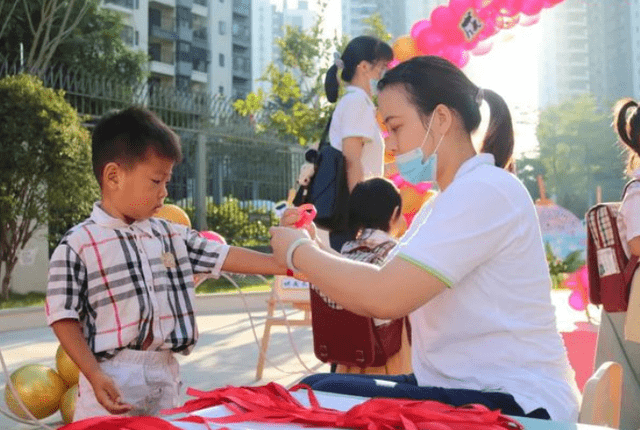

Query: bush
left=205, top=197, right=277, bottom=246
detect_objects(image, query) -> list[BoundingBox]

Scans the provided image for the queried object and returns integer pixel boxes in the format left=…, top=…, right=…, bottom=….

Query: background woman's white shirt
left=329, top=85, right=384, bottom=179
left=389, top=154, right=581, bottom=422
left=617, top=168, right=640, bottom=258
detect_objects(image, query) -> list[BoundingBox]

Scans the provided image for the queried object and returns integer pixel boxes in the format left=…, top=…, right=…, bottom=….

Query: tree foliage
left=0, top=0, right=146, bottom=83
left=234, top=6, right=348, bottom=145
left=361, top=13, right=392, bottom=42
left=535, top=94, right=626, bottom=217
left=0, top=74, right=99, bottom=300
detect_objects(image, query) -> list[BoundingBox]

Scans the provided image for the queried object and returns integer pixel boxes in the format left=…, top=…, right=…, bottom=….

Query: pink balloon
left=411, top=20, right=431, bottom=40
left=387, top=59, right=401, bottom=69
left=521, top=0, right=544, bottom=16
left=199, top=230, right=227, bottom=244
left=520, top=14, right=541, bottom=26
left=415, top=28, right=445, bottom=55
left=470, top=40, right=493, bottom=56
left=569, top=290, right=587, bottom=311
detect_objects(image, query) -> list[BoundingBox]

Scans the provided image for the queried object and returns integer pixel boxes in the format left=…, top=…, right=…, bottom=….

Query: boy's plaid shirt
left=46, top=203, right=229, bottom=360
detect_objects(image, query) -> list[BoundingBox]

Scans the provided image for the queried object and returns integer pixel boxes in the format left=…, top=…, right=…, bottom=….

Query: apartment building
left=102, top=0, right=250, bottom=99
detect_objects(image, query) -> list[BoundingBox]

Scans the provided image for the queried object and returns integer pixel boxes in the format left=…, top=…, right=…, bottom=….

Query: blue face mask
left=395, top=114, right=444, bottom=185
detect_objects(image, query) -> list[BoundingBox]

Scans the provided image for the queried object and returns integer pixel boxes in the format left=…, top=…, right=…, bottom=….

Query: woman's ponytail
left=480, top=89, right=514, bottom=169
left=324, top=64, right=340, bottom=103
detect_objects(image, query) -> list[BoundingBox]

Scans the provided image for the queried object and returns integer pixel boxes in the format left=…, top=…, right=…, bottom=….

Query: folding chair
left=255, top=275, right=311, bottom=380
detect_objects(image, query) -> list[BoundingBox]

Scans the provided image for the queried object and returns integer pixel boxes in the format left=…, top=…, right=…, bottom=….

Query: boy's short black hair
left=91, top=106, right=183, bottom=187
left=348, top=177, right=402, bottom=233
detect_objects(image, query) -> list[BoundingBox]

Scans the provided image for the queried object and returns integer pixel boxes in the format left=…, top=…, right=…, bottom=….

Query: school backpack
left=586, top=180, right=640, bottom=312
left=309, top=239, right=407, bottom=367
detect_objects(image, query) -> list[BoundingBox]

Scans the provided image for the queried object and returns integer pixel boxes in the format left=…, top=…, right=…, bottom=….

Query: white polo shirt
left=390, top=154, right=580, bottom=422
left=618, top=169, right=640, bottom=258
left=329, top=85, right=384, bottom=179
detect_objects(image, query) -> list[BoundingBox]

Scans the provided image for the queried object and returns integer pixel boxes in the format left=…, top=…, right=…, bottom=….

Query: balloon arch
left=391, top=0, right=565, bottom=68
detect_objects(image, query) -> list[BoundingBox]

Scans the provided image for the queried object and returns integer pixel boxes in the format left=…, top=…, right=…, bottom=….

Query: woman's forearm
left=291, top=243, right=441, bottom=319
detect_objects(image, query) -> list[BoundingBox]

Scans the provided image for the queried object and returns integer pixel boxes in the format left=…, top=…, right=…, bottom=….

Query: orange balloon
left=392, top=36, right=420, bottom=62
left=56, top=345, right=79, bottom=387
left=4, top=364, right=66, bottom=419
left=400, top=187, right=434, bottom=216
left=384, top=150, right=396, bottom=164
left=155, top=204, right=191, bottom=228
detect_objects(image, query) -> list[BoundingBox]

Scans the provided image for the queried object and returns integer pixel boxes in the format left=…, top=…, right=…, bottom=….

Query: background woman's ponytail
left=613, top=98, right=640, bottom=175
left=325, top=64, right=340, bottom=103
left=480, top=89, right=514, bottom=169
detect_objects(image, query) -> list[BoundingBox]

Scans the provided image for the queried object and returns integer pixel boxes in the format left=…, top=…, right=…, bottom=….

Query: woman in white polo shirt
left=270, top=56, right=580, bottom=422
left=322, top=35, right=393, bottom=252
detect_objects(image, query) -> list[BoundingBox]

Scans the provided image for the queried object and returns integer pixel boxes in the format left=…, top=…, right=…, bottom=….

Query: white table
left=168, top=391, right=610, bottom=430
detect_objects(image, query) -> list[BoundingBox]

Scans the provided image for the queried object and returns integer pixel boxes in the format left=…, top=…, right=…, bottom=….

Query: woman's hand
left=280, top=207, right=317, bottom=240
left=269, top=226, right=311, bottom=267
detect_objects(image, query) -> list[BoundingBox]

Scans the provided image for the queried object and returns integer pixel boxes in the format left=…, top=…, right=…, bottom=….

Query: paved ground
left=0, top=289, right=598, bottom=429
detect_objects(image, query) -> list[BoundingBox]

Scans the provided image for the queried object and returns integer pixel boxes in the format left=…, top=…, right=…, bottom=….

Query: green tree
left=536, top=94, right=626, bottom=217
left=0, top=74, right=99, bottom=301
left=0, top=0, right=146, bottom=83
left=234, top=7, right=348, bottom=145
left=361, top=13, right=392, bottom=42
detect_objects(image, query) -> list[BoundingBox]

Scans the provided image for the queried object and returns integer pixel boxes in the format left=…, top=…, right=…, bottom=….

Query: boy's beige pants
left=74, top=349, right=181, bottom=422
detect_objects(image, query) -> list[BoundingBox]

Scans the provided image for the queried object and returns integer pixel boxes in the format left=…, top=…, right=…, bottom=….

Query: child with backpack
left=613, top=99, right=640, bottom=261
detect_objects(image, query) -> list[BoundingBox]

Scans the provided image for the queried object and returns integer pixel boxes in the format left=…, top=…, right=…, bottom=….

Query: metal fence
left=0, top=59, right=306, bottom=244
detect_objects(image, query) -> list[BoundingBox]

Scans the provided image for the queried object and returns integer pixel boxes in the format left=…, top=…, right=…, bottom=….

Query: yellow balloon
left=59, top=384, right=78, bottom=425
left=4, top=364, right=66, bottom=419
left=56, top=345, right=79, bottom=387
left=155, top=204, right=191, bottom=228
left=392, top=35, right=419, bottom=62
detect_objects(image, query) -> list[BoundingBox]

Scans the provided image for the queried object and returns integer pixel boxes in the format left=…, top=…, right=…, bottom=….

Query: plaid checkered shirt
left=46, top=203, right=229, bottom=360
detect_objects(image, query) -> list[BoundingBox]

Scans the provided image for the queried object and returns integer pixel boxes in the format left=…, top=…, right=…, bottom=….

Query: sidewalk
left=0, top=289, right=597, bottom=430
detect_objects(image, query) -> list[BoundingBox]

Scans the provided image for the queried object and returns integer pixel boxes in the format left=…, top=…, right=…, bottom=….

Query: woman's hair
left=613, top=98, right=640, bottom=175
left=378, top=56, right=514, bottom=169
left=324, top=35, right=393, bottom=103
left=348, top=177, right=402, bottom=233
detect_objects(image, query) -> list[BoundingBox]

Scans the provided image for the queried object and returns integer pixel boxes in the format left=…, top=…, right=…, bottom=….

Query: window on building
left=219, top=86, right=224, bottom=94
left=219, top=53, right=225, bottom=67
left=219, top=21, right=226, bottom=34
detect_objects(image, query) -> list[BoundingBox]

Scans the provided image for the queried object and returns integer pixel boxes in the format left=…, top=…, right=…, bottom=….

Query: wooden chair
left=579, top=361, right=623, bottom=428
left=255, top=276, right=312, bottom=380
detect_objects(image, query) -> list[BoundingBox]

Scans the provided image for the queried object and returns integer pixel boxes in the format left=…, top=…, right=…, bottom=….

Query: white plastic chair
left=578, top=361, right=623, bottom=428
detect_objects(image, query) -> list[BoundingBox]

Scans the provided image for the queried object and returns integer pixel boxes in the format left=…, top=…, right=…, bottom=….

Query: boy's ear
left=103, top=162, right=122, bottom=190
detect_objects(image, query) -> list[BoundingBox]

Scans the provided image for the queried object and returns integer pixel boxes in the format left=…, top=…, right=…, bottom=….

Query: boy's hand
left=89, top=370, right=133, bottom=415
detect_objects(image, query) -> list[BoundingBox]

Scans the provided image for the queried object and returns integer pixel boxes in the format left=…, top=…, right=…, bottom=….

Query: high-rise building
left=232, top=0, right=252, bottom=99
left=102, top=0, right=213, bottom=92
left=252, top=0, right=273, bottom=93
left=538, top=0, right=590, bottom=108
left=539, top=0, right=640, bottom=109
left=342, top=0, right=407, bottom=39
left=101, top=0, right=251, bottom=99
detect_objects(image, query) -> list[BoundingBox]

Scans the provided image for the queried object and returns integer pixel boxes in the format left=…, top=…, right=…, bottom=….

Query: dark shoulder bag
left=293, top=116, right=350, bottom=232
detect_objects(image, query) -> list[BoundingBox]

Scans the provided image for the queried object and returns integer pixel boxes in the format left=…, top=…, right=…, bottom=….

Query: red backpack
left=586, top=180, right=640, bottom=312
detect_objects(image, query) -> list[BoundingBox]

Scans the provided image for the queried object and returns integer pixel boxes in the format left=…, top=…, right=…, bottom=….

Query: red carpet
left=561, top=328, right=597, bottom=392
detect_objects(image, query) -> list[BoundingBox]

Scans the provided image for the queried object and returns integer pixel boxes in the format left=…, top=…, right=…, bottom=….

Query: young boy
left=45, top=107, right=286, bottom=421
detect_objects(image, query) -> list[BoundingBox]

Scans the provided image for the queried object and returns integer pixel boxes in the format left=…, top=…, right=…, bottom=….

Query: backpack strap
left=621, top=179, right=640, bottom=199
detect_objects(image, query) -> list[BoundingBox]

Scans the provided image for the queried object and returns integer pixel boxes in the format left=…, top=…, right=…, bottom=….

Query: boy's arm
left=51, top=319, right=132, bottom=415
left=222, top=246, right=288, bottom=275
